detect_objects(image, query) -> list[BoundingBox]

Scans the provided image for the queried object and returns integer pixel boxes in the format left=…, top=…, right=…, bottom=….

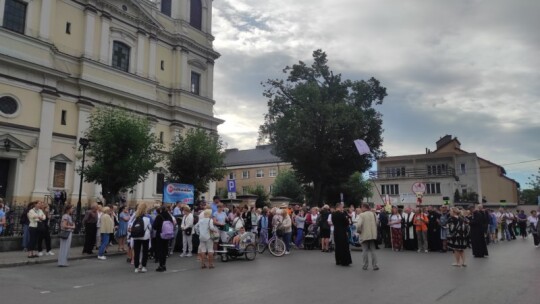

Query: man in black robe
left=402, top=207, right=417, bottom=251
left=469, top=205, right=489, bottom=258
left=427, top=206, right=442, bottom=252
left=332, top=204, right=352, bottom=266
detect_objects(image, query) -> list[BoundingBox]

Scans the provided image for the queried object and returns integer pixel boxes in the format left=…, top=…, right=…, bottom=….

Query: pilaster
left=148, top=35, right=157, bottom=80
left=83, top=6, right=98, bottom=59
left=32, top=90, right=58, bottom=197
left=70, top=100, right=94, bottom=201
left=38, top=0, right=54, bottom=40
left=136, top=30, right=146, bottom=76
left=99, top=13, right=111, bottom=64
left=180, top=48, right=190, bottom=91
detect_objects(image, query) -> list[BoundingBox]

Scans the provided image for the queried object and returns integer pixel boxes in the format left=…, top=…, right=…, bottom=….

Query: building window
left=190, top=0, right=202, bottom=30
left=53, top=162, right=67, bottom=188
left=269, top=184, right=274, bottom=194
left=242, top=170, right=250, bottom=179
left=3, top=0, right=27, bottom=34
left=426, top=183, right=441, bottom=194
left=269, top=168, right=277, bottom=177
left=61, top=110, right=67, bottom=125
left=228, top=172, right=236, bottom=180
left=161, top=0, right=172, bottom=16
left=427, top=164, right=447, bottom=175
left=65, top=22, right=71, bottom=34
left=112, top=41, right=130, bottom=72
left=0, top=96, right=19, bottom=116
left=381, top=184, right=399, bottom=195
left=386, top=167, right=406, bottom=177
left=460, top=163, right=466, bottom=175
left=191, top=71, right=200, bottom=95
left=156, top=173, right=165, bottom=194
left=242, top=186, right=249, bottom=195
left=160, top=60, right=164, bottom=70
left=159, top=132, right=164, bottom=144
left=256, top=169, right=264, bottom=178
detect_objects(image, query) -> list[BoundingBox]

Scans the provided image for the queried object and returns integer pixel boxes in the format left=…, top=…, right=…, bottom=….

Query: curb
left=0, top=252, right=125, bottom=269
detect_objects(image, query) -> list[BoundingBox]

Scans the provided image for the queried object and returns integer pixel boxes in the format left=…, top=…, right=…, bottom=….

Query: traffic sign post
left=227, top=180, right=236, bottom=200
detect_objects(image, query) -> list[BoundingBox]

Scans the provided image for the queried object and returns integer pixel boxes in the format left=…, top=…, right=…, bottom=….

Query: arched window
left=112, top=41, right=130, bottom=72
left=190, top=0, right=202, bottom=30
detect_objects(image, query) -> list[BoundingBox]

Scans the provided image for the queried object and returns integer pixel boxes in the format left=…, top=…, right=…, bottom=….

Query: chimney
left=436, top=135, right=453, bottom=149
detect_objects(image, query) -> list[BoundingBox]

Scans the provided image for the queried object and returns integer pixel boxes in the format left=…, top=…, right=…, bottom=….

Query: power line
left=499, top=158, right=540, bottom=167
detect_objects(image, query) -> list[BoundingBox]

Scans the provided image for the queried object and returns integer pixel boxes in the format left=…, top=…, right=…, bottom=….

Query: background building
left=370, top=135, right=520, bottom=207
left=216, top=145, right=292, bottom=197
left=0, top=0, right=222, bottom=206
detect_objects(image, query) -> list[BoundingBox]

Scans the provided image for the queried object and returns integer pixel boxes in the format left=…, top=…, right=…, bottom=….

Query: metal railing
left=0, top=205, right=87, bottom=237
left=369, top=167, right=456, bottom=180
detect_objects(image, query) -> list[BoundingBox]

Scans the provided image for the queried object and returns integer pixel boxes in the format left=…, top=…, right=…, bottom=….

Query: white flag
left=354, top=139, right=371, bottom=155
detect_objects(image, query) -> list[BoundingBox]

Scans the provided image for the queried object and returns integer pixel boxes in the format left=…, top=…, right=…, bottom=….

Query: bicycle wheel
left=268, top=238, right=286, bottom=257
left=244, top=244, right=257, bottom=261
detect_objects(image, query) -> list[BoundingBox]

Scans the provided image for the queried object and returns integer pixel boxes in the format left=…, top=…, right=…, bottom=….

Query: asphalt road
left=0, top=240, right=538, bottom=304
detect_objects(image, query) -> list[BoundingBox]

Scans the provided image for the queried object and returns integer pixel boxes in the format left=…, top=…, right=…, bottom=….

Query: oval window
left=0, top=96, right=19, bottom=115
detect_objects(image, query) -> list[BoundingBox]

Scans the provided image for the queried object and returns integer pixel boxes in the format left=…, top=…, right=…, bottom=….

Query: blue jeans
left=283, top=232, right=292, bottom=252
left=22, top=225, right=29, bottom=249
left=99, top=233, right=109, bottom=256
left=295, top=228, right=304, bottom=247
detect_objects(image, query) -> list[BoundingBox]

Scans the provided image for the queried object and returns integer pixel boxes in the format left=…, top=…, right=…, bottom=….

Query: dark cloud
left=212, top=0, right=540, bottom=187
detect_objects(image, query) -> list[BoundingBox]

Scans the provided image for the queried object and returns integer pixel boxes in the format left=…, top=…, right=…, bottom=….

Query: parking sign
left=227, top=180, right=236, bottom=193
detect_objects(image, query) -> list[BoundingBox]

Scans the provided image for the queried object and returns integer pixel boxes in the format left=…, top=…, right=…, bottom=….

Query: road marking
left=40, top=291, right=51, bottom=294
left=170, top=268, right=188, bottom=273
left=73, top=283, right=94, bottom=289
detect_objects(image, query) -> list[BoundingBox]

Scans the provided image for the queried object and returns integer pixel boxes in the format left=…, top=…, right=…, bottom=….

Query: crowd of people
left=7, top=196, right=540, bottom=272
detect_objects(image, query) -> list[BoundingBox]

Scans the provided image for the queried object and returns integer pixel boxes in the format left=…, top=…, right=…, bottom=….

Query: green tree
left=259, top=49, right=387, bottom=203
left=167, top=128, right=225, bottom=197
left=245, top=184, right=269, bottom=208
left=83, top=107, right=162, bottom=204
left=339, top=172, right=373, bottom=207
left=271, top=170, right=304, bottom=202
left=522, top=168, right=540, bottom=204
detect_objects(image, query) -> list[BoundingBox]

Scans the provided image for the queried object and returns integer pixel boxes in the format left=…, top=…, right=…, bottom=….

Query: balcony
left=369, top=167, right=456, bottom=180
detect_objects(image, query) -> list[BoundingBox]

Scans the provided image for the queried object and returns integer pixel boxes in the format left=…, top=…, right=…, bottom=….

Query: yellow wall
left=54, top=1, right=85, bottom=56
left=156, top=44, right=174, bottom=86
left=479, top=159, right=519, bottom=203
left=52, top=100, right=78, bottom=136
left=0, top=84, right=41, bottom=129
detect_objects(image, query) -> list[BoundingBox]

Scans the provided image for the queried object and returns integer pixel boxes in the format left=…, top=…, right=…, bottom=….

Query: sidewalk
left=0, top=246, right=125, bottom=268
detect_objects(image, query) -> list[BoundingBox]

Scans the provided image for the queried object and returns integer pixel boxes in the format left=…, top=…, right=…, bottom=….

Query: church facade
left=0, top=0, right=222, bottom=206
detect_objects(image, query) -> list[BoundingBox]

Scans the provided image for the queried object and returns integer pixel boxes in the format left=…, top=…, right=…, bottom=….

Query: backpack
left=160, top=220, right=175, bottom=240
left=131, top=216, right=146, bottom=238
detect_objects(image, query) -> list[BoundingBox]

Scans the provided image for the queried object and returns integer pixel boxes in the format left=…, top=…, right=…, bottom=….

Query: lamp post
left=75, top=137, right=90, bottom=233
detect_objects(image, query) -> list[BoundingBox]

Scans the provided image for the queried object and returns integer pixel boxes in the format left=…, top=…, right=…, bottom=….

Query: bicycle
left=257, top=227, right=286, bottom=257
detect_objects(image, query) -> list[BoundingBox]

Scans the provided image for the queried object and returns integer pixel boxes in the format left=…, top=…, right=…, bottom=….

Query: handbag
left=185, top=227, right=192, bottom=236
left=208, top=220, right=219, bottom=241
left=59, top=230, right=71, bottom=239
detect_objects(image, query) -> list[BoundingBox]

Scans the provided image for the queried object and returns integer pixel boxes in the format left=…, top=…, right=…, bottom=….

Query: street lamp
left=75, top=137, right=90, bottom=233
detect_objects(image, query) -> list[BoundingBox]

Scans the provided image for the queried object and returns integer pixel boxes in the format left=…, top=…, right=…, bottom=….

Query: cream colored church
left=0, top=0, right=222, bottom=206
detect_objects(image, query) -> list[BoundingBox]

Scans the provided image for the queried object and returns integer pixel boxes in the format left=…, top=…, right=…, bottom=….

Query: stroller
left=303, top=224, right=319, bottom=250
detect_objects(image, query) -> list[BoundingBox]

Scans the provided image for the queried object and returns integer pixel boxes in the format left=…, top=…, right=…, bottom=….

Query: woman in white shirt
left=128, top=204, right=152, bottom=273
left=180, top=206, right=194, bottom=257
left=388, top=206, right=403, bottom=251
left=193, top=209, right=218, bottom=269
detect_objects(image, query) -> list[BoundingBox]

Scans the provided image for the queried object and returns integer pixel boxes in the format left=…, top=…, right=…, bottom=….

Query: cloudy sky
left=210, top=0, right=540, bottom=188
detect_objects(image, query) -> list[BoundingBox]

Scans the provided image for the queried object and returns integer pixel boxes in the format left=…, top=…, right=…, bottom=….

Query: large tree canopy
left=271, top=170, right=304, bottom=203
left=83, top=107, right=162, bottom=204
left=167, top=128, right=225, bottom=197
left=260, top=50, right=387, bottom=204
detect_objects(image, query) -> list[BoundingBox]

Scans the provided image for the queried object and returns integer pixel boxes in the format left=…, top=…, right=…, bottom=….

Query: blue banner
left=163, top=183, right=194, bottom=204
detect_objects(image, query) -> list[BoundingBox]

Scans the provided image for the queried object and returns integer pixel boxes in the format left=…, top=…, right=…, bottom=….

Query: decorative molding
left=50, top=153, right=73, bottom=163
left=188, top=59, right=207, bottom=71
